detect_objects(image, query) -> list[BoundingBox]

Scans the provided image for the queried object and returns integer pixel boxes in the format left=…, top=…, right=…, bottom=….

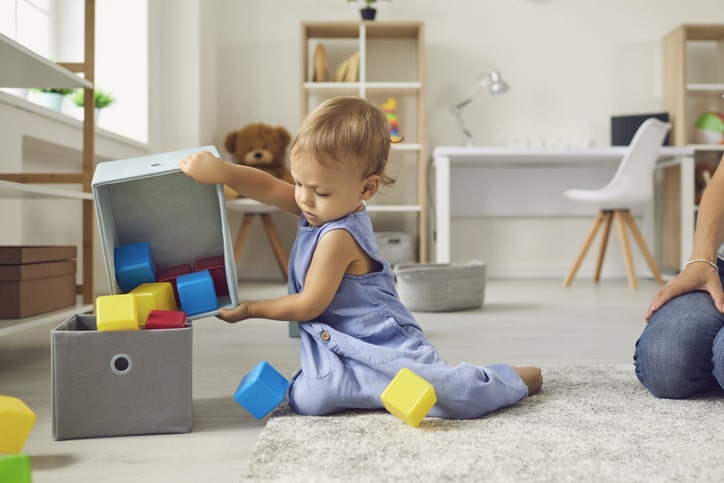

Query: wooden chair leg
left=614, top=210, right=637, bottom=289
left=593, top=210, right=614, bottom=282
left=563, top=210, right=606, bottom=287
left=622, top=210, right=665, bottom=285
left=260, top=214, right=289, bottom=281
left=233, top=214, right=256, bottom=261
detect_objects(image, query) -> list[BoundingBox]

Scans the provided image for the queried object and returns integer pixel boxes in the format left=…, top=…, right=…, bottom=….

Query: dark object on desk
left=611, top=113, right=670, bottom=146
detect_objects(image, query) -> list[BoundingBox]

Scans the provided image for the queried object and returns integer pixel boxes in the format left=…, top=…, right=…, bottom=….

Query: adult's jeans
left=633, top=259, right=724, bottom=398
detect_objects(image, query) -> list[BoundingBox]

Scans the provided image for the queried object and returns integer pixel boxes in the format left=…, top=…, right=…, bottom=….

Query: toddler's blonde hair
left=291, top=96, right=396, bottom=188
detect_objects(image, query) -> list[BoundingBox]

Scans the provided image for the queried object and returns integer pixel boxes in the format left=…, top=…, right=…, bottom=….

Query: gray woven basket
left=393, top=260, right=486, bottom=312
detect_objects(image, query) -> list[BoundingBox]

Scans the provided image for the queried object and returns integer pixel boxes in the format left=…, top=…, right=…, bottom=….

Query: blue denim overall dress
left=286, top=208, right=528, bottom=419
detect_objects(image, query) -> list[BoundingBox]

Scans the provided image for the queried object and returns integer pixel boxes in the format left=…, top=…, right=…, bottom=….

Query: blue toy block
left=234, top=361, right=288, bottom=419
left=114, top=242, right=157, bottom=293
left=176, top=270, right=218, bottom=316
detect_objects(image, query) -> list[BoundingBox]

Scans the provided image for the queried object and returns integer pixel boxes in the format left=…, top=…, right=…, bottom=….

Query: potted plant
left=31, top=88, right=74, bottom=111
left=347, top=0, right=382, bottom=20
left=71, top=88, right=115, bottom=123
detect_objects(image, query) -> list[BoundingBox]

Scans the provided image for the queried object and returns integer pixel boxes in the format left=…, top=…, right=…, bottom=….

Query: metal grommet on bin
left=110, top=353, right=132, bottom=375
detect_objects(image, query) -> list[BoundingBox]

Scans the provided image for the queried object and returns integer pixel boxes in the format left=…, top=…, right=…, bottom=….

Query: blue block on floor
left=114, top=242, right=157, bottom=292
left=234, top=361, right=288, bottom=419
left=176, top=270, right=218, bottom=316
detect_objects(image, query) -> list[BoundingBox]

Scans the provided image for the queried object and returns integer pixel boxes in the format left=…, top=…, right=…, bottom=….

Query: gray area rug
left=242, top=365, right=724, bottom=482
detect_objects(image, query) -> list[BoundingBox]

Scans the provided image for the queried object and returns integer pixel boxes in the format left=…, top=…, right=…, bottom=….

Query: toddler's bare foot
left=513, top=366, right=543, bottom=396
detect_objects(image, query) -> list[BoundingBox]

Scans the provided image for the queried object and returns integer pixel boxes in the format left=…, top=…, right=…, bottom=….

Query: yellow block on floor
left=380, top=368, right=437, bottom=427
left=0, top=395, right=36, bottom=454
left=96, top=294, right=139, bottom=331
left=130, top=282, right=176, bottom=327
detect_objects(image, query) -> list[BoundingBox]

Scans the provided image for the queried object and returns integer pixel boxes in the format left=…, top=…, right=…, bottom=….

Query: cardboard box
left=0, top=246, right=77, bottom=318
left=91, top=146, right=238, bottom=319
left=51, top=314, right=193, bottom=440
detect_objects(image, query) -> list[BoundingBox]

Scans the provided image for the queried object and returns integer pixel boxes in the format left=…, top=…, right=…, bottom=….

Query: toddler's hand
left=179, top=150, right=226, bottom=185
left=513, top=366, right=543, bottom=396
left=216, top=300, right=253, bottom=323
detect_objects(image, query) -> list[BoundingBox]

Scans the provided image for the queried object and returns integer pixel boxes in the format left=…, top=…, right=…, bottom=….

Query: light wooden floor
left=0, top=278, right=660, bottom=482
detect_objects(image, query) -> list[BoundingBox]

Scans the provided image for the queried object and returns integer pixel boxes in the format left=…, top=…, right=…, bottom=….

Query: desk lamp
left=450, top=70, right=509, bottom=146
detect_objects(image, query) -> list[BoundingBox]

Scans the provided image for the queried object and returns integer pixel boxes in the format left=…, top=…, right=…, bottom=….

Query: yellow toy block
left=130, top=282, right=176, bottom=327
left=96, top=294, right=139, bottom=331
left=0, top=395, right=37, bottom=454
left=380, top=368, right=437, bottom=428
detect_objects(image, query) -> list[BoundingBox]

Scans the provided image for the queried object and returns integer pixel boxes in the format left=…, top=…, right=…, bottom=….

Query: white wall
left=29, top=0, right=719, bottom=281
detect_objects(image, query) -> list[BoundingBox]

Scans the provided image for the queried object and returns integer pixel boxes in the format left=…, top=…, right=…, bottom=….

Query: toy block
left=95, top=294, right=139, bottom=331
left=234, top=361, right=288, bottom=419
left=157, top=263, right=192, bottom=307
left=176, top=270, right=218, bottom=316
left=0, top=454, right=32, bottom=483
left=194, top=255, right=229, bottom=296
left=114, top=242, right=157, bottom=292
left=130, top=282, right=177, bottom=327
left=145, top=309, right=188, bottom=329
left=380, top=368, right=437, bottom=427
left=0, top=395, right=36, bottom=454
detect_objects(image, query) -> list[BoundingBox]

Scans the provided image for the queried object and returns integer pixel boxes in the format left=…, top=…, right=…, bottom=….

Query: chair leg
left=614, top=210, right=638, bottom=289
left=622, top=210, right=665, bottom=285
left=233, top=214, right=256, bottom=261
left=260, top=214, right=289, bottom=281
left=563, top=210, right=607, bottom=287
left=593, top=210, right=614, bottom=282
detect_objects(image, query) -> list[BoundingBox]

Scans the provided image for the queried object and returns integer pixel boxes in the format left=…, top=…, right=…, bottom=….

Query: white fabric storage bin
left=374, top=231, right=417, bottom=266
left=394, top=260, right=486, bottom=312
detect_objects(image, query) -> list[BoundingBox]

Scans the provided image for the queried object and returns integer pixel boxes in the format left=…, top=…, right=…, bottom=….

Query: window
left=0, top=0, right=149, bottom=144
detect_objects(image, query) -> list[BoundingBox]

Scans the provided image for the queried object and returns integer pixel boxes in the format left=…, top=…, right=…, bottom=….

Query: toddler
left=180, top=96, right=542, bottom=418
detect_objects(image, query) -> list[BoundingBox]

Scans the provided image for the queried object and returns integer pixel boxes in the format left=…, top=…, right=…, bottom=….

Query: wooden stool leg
left=261, top=214, right=289, bottom=281
left=622, top=210, right=665, bottom=285
left=593, top=210, right=614, bottom=282
left=614, top=210, right=637, bottom=289
left=233, top=214, right=256, bottom=261
left=563, top=210, right=606, bottom=287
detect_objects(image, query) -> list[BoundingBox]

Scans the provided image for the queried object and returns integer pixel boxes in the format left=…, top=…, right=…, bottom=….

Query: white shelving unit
left=0, top=1, right=96, bottom=334
left=659, top=24, right=724, bottom=271
left=301, top=21, right=428, bottom=262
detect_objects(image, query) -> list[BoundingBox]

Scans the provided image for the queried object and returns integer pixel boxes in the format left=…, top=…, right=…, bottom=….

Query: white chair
left=225, top=198, right=289, bottom=281
left=562, top=118, right=670, bottom=289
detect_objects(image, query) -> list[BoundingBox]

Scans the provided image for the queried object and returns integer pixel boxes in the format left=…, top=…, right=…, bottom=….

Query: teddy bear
left=224, top=123, right=293, bottom=198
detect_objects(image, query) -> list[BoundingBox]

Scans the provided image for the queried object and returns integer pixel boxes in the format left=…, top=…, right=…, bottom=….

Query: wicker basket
left=393, top=260, right=486, bottom=312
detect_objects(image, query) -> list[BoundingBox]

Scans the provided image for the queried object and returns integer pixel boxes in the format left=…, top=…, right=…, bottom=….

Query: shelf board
left=391, top=143, right=422, bottom=152
left=365, top=81, right=421, bottom=91
left=0, top=179, right=92, bottom=200
left=689, top=144, right=724, bottom=152
left=686, top=83, right=724, bottom=95
left=303, top=81, right=420, bottom=92
left=0, top=302, right=93, bottom=337
left=366, top=204, right=421, bottom=213
left=0, top=33, right=92, bottom=89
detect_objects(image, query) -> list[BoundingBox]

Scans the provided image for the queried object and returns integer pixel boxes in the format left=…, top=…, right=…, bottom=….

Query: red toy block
left=157, top=263, right=192, bottom=307
left=194, top=255, right=228, bottom=296
left=145, top=309, right=188, bottom=329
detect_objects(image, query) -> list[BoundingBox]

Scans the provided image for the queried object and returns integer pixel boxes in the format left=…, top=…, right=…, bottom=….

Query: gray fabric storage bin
left=394, top=260, right=486, bottom=312
left=51, top=314, right=193, bottom=440
left=91, top=145, right=238, bottom=320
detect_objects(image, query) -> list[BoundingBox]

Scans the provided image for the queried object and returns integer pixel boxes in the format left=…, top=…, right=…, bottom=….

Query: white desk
left=433, top=146, right=695, bottom=266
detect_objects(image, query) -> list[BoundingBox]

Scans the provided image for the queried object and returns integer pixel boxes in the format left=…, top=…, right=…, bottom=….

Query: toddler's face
left=290, top=153, right=369, bottom=227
